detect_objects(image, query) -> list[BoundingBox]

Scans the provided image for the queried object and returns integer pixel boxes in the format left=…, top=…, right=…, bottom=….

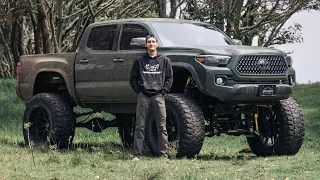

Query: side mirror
left=232, top=39, right=242, bottom=46
left=130, top=37, right=146, bottom=49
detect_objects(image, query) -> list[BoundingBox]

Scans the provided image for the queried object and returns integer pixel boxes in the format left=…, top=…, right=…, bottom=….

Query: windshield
left=151, top=22, right=234, bottom=47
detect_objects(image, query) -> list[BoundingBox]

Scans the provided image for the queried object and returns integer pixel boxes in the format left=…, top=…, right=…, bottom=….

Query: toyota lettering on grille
left=257, top=59, right=270, bottom=70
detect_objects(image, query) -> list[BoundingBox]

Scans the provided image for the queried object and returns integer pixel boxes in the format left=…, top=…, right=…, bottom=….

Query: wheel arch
left=33, top=71, right=67, bottom=95
left=171, top=62, right=204, bottom=94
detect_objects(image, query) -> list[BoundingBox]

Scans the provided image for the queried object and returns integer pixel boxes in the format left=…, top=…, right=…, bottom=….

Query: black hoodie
left=130, top=52, right=173, bottom=97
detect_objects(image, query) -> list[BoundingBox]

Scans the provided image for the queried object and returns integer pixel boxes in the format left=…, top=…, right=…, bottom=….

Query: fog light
left=216, top=77, right=224, bottom=85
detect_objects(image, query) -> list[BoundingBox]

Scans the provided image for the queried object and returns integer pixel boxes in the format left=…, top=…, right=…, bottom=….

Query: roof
left=90, top=18, right=206, bottom=26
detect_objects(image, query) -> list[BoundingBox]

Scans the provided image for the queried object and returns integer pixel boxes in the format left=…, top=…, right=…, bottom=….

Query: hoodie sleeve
left=163, top=57, right=173, bottom=93
left=130, top=59, right=141, bottom=94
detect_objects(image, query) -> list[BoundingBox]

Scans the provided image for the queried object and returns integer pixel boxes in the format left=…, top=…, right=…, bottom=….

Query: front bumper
left=203, top=68, right=294, bottom=101
left=206, top=83, right=293, bottom=101
left=225, top=84, right=292, bottom=101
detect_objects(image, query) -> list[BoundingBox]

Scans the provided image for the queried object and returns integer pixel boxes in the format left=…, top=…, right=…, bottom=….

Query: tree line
left=0, top=0, right=319, bottom=78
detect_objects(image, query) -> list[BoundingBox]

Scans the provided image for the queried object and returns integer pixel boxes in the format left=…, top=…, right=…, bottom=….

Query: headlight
left=285, top=55, right=293, bottom=67
left=196, top=55, right=231, bottom=66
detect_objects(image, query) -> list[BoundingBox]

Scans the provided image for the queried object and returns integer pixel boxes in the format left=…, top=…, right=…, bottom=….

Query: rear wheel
left=146, top=94, right=205, bottom=157
left=247, top=97, right=304, bottom=156
left=117, top=114, right=135, bottom=148
left=23, top=93, right=76, bottom=148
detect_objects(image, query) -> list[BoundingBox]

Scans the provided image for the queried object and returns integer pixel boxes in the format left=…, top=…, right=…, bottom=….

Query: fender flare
left=172, top=62, right=204, bottom=90
left=33, top=69, right=79, bottom=104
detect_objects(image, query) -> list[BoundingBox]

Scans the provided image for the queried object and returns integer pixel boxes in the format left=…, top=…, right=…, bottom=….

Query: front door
left=109, top=23, right=151, bottom=102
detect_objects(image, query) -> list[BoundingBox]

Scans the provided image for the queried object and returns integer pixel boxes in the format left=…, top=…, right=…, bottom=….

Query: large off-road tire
left=247, top=97, right=304, bottom=156
left=146, top=94, right=205, bottom=157
left=23, top=93, right=76, bottom=148
left=116, top=114, right=135, bottom=148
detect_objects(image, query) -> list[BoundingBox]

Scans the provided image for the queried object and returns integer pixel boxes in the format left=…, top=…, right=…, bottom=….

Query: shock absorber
left=254, top=113, right=259, bottom=135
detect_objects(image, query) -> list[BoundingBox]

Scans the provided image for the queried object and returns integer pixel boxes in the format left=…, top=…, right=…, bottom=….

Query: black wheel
left=146, top=94, right=205, bottom=157
left=247, top=97, right=304, bottom=156
left=23, top=93, right=76, bottom=148
left=117, top=114, right=135, bottom=148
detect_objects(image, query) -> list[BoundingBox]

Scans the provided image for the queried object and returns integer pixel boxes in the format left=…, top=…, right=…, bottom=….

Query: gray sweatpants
left=133, top=92, right=168, bottom=157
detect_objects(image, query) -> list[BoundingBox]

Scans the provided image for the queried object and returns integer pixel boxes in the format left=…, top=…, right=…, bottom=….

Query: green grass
left=1, top=79, right=320, bottom=179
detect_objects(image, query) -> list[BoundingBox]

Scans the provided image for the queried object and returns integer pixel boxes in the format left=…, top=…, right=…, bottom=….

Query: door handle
left=79, top=59, right=89, bottom=64
left=113, top=58, right=124, bottom=63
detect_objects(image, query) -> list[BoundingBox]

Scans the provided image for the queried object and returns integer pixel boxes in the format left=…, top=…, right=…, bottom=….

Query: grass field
left=1, top=78, right=320, bottom=180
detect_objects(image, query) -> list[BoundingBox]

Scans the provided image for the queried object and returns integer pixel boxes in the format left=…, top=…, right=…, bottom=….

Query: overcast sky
left=275, top=11, right=320, bottom=84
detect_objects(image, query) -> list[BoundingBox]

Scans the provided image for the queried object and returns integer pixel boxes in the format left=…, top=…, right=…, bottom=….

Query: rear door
left=75, top=24, right=122, bottom=102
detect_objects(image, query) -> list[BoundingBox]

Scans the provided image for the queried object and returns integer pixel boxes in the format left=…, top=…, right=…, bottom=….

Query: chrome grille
left=236, top=55, right=288, bottom=75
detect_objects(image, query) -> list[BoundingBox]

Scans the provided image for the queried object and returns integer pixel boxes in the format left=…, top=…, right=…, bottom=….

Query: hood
left=187, top=45, right=286, bottom=56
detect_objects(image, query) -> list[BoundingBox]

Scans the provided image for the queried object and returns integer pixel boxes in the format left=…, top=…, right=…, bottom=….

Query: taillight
left=16, top=62, right=21, bottom=81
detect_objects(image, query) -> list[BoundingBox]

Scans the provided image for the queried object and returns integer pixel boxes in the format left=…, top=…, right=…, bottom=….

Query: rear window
left=87, top=25, right=117, bottom=50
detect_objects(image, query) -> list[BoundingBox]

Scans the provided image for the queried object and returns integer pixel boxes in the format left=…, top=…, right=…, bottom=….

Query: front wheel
left=23, top=93, right=76, bottom=148
left=247, top=97, right=304, bottom=156
left=146, top=94, right=205, bottom=157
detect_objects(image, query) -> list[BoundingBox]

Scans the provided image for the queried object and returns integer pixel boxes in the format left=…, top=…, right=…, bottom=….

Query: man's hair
left=146, top=34, right=157, bottom=42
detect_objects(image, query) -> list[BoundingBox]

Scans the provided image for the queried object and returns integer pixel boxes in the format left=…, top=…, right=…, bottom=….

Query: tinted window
left=151, top=22, right=234, bottom=46
left=120, top=24, right=149, bottom=50
left=87, top=25, right=117, bottom=50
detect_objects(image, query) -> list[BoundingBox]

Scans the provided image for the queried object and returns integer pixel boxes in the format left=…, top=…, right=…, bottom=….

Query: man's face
left=145, top=37, right=158, bottom=51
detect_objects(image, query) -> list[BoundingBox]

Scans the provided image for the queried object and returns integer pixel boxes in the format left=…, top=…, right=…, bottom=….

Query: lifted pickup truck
left=16, top=18, right=304, bottom=157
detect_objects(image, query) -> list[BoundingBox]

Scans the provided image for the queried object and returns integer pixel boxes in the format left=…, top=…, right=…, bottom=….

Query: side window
left=87, top=25, right=117, bottom=50
left=120, top=24, right=149, bottom=50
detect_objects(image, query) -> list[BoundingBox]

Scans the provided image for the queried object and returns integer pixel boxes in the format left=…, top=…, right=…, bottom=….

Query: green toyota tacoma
left=16, top=18, right=304, bottom=157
